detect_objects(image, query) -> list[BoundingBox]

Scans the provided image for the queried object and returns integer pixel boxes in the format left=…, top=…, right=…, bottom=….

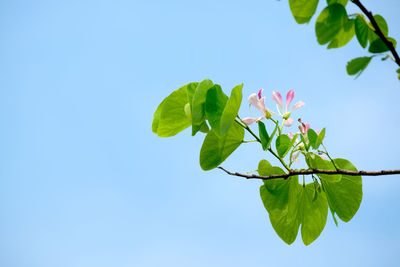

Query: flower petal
left=241, top=117, right=257, bottom=125
left=284, top=118, right=294, bottom=127
left=248, top=94, right=266, bottom=115
left=292, top=151, right=300, bottom=163
left=258, top=89, right=264, bottom=99
left=288, top=132, right=294, bottom=139
left=285, top=90, right=295, bottom=111
left=271, top=91, right=283, bottom=111
left=248, top=93, right=258, bottom=106
left=292, top=101, right=305, bottom=111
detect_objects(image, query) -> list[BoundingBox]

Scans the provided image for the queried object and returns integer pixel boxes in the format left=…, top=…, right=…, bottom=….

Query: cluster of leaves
left=152, top=79, right=363, bottom=245
left=287, top=0, right=399, bottom=78
left=152, top=79, right=244, bottom=170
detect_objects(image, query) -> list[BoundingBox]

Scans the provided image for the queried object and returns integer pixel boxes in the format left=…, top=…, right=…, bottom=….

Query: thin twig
left=218, top=166, right=400, bottom=181
left=351, top=0, right=400, bottom=67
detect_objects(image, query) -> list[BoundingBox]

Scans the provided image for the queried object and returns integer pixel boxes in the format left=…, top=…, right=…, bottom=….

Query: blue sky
left=1, top=0, right=400, bottom=266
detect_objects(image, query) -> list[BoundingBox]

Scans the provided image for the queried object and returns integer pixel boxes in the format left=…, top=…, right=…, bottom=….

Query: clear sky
left=1, top=0, right=400, bottom=266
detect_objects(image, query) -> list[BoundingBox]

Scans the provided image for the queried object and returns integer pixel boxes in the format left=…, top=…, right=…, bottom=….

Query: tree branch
left=351, top=0, right=400, bottom=67
left=218, top=166, right=400, bottom=180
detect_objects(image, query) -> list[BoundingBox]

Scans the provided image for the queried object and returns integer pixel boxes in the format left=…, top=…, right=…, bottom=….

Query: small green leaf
left=327, top=18, right=355, bottom=49
left=355, top=15, right=369, bottom=48
left=327, top=0, right=348, bottom=6
left=307, top=129, right=318, bottom=149
left=373, top=14, right=389, bottom=36
left=397, top=68, right=400, bottom=80
left=258, top=159, right=274, bottom=177
left=199, top=122, right=244, bottom=170
left=346, top=56, right=372, bottom=77
left=276, top=134, right=291, bottom=157
left=289, top=0, right=319, bottom=24
left=154, top=83, right=198, bottom=137
left=220, top=84, right=243, bottom=135
left=191, top=79, right=214, bottom=135
left=258, top=121, right=270, bottom=151
left=267, top=121, right=279, bottom=150
left=300, top=134, right=310, bottom=151
left=205, top=85, right=228, bottom=135
left=322, top=158, right=362, bottom=222
left=369, top=37, right=397, bottom=53
left=369, top=38, right=389, bottom=53
left=306, top=153, right=341, bottom=182
left=315, top=4, right=347, bottom=45
left=287, top=133, right=299, bottom=156
left=315, top=128, right=326, bottom=149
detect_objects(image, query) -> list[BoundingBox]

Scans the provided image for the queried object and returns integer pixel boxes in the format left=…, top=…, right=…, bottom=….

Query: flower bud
left=265, top=109, right=272, bottom=119
left=283, top=112, right=291, bottom=120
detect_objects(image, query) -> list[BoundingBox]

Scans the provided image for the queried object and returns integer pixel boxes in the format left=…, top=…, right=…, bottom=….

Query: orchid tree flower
left=241, top=89, right=273, bottom=125
left=271, top=90, right=305, bottom=127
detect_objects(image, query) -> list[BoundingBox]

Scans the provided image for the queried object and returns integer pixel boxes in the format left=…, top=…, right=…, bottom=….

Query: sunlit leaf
left=289, top=0, right=319, bottom=24
left=355, top=15, right=369, bottom=48
left=346, top=56, right=372, bottom=77
left=220, top=84, right=243, bottom=135
left=315, top=4, right=347, bottom=45
left=199, top=122, right=244, bottom=170
left=322, top=158, right=362, bottom=222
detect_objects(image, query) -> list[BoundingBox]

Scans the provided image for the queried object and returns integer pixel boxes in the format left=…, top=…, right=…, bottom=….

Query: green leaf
left=205, top=85, right=228, bottom=135
left=267, top=121, right=279, bottom=150
left=259, top=165, right=301, bottom=245
left=369, top=38, right=389, bottom=53
left=306, top=153, right=341, bottom=182
left=397, top=68, right=400, bottom=80
left=355, top=15, right=369, bottom=48
left=199, top=121, right=210, bottom=133
left=307, top=129, right=318, bottom=149
left=300, top=134, right=310, bottom=151
left=199, top=122, right=244, bottom=171
left=152, top=98, right=166, bottom=134
left=258, top=121, right=270, bottom=151
left=369, top=37, right=396, bottom=53
left=289, top=0, right=319, bottom=24
left=374, top=14, right=388, bottom=36
left=287, top=133, right=299, bottom=155
left=315, top=128, right=326, bottom=149
left=220, top=84, right=243, bottom=135
left=327, top=18, right=355, bottom=49
left=300, top=183, right=328, bottom=245
left=368, top=14, right=389, bottom=45
left=322, top=158, right=362, bottom=222
left=154, top=83, right=197, bottom=137
left=327, top=0, right=348, bottom=6
left=346, top=56, right=372, bottom=77
left=276, top=134, right=291, bottom=157
left=315, top=4, right=347, bottom=45
left=259, top=162, right=328, bottom=245
left=191, top=79, right=214, bottom=135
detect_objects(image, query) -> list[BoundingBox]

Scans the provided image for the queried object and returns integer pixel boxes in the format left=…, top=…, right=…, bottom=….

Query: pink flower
left=242, top=89, right=274, bottom=125
left=271, top=90, right=305, bottom=127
